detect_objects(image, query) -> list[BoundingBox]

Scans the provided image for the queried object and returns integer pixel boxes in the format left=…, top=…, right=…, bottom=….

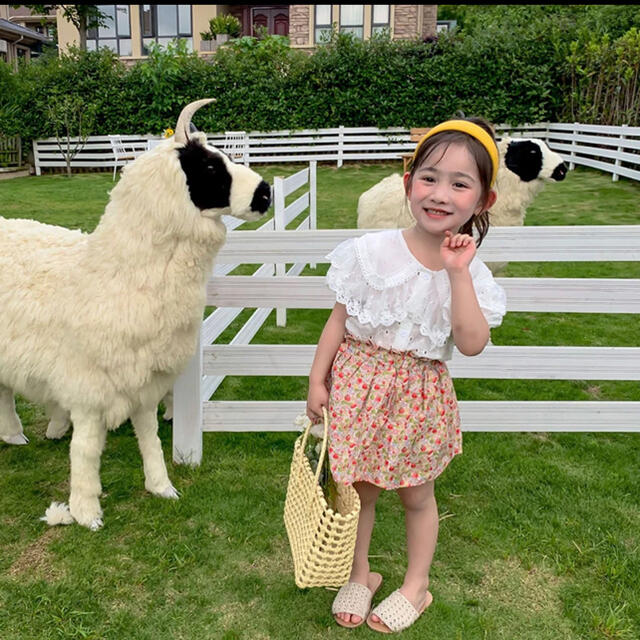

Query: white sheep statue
left=357, top=137, right=567, bottom=273
left=0, top=99, right=272, bottom=530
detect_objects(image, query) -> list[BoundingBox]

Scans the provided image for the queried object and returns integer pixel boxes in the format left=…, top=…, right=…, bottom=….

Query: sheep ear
left=174, top=99, right=216, bottom=144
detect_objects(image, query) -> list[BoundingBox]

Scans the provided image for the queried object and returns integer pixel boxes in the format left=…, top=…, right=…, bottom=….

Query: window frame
left=338, top=4, right=364, bottom=40
left=140, top=4, right=192, bottom=54
left=371, top=5, right=390, bottom=37
left=86, top=5, right=132, bottom=56
left=314, top=4, right=332, bottom=44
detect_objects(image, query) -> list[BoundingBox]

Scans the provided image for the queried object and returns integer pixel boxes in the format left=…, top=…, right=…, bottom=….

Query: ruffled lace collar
left=354, top=229, right=450, bottom=290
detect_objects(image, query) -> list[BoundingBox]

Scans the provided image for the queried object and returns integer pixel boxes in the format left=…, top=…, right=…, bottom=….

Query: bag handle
left=299, top=406, right=330, bottom=485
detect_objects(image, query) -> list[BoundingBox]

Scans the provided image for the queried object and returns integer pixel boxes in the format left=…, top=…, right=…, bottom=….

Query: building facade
left=0, top=4, right=54, bottom=66
left=52, top=4, right=437, bottom=62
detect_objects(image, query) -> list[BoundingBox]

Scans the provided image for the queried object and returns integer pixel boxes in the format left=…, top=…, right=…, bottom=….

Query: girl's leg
left=370, top=481, right=438, bottom=624
left=335, top=480, right=383, bottom=625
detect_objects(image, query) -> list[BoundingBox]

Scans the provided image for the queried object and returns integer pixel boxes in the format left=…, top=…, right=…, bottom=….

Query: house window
left=314, top=5, right=332, bottom=44
left=339, top=5, right=363, bottom=40
left=372, top=5, right=390, bottom=36
left=87, top=5, right=132, bottom=56
left=141, top=5, right=192, bottom=53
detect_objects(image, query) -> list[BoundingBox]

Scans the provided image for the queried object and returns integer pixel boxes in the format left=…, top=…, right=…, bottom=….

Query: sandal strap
left=332, top=581, right=375, bottom=619
left=370, top=589, right=420, bottom=632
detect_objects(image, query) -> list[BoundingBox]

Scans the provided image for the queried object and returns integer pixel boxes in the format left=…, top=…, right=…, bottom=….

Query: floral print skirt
left=327, top=334, right=461, bottom=490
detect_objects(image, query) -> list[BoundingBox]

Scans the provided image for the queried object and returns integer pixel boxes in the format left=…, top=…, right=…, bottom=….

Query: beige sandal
left=332, top=573, right=383, bottom=628
left=366, top=589, right=433, bottom=633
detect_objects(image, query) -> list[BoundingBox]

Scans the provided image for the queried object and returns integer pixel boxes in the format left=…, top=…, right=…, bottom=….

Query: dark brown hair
left=407, top=116, right=497, bottom=247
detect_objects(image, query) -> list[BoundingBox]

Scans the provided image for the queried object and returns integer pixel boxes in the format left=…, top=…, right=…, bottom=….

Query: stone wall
left=394, top=5, right=437, bottom=40
left=422, top=5, right=437, bottom=38
left=289, top=4, right=310, bottom=47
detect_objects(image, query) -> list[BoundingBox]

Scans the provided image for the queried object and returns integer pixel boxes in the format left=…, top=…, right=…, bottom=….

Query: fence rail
left=32, top=122, right=640, bottom=182
left=171, top=225, right=640, bottom=465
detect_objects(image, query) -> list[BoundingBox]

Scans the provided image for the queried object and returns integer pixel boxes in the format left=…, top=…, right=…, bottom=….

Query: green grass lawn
left=0, top=164, right=639, bottom=639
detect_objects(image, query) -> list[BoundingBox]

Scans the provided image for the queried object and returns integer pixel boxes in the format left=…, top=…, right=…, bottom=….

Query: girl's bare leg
left=335, top=481, right=383, bottom=625
left=370, top=481, right=438, bottom=625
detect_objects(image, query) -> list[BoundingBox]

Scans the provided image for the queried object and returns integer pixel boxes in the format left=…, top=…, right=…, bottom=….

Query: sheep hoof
left=2, top=433, right=29, bottom=445
left=69, top=499, right=104, bottom=530
left=88, top=518, right=104, bottom=531
left=155, top=485, right=180, bottom=500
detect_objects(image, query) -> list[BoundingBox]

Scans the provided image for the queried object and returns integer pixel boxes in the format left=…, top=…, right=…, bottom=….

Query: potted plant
left=199, top=31, right=213, bottom=51
left=207, top=14, right=242, bottom=46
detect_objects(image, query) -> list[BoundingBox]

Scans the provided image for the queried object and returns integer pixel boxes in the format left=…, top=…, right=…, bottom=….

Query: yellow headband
left=412, top=120, right=499, bottom=187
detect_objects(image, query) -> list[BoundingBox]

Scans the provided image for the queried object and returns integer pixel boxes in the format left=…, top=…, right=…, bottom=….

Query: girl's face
left=403, top=142, right=493, bottom=238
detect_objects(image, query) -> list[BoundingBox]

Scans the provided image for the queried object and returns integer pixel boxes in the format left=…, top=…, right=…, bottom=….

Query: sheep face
left=178, top=135, right=271, bottom=221
left=503, top=139, right=567, bottom=183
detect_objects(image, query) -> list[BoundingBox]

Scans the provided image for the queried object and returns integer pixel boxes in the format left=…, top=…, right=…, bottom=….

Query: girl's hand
left=441, top=231, right=476, bottom=273
left=307, top=381, right=329, bottom=423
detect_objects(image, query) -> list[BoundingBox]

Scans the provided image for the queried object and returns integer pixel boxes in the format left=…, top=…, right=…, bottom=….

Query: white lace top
left=325, top=229, right=507, bottom=361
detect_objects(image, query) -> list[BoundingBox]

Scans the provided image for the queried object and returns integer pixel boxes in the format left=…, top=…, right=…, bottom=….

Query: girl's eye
left=422, top=176, right=435, bottom=183
left=453, top=182, right=469, bottom=189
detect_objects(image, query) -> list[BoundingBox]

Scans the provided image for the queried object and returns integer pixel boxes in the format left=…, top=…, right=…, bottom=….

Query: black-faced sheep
left=357, top=137, right=567, bottom=273
left=0, top=99, right=271, bottom=529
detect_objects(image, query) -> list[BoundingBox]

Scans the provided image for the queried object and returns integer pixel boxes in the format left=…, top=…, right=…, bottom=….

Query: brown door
left=251, top=7, right=289, bottom=36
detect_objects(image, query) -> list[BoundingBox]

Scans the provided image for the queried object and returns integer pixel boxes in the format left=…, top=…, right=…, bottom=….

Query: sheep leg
left=131, top=407, right=178, bottom=499
left=68, top=411, right=106, bottom=530
left=0, top=384, right=28, bottom=445
left=161, top=391, right=173, bottom=421
left=45, top=404, right=71, bottom=440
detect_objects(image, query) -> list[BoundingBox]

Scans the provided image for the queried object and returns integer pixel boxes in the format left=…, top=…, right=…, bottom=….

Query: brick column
left=290, top=5, right=310, bottom=47
left=421, top=5, right=437, bottom=38
left=393, top=5, right=437, bottom=40
left=393, top=5, right=418, bottom=40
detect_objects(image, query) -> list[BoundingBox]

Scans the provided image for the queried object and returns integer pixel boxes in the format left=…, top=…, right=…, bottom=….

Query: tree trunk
left=78, top=13, right=87, bottom=51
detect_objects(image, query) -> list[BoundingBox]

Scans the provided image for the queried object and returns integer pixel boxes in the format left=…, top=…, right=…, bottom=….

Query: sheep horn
left=174, top=98, right=216, bottom=144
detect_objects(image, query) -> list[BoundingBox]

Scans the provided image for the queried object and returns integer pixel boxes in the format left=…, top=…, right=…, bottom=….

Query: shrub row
left=1, top=13, right=639, bottom=144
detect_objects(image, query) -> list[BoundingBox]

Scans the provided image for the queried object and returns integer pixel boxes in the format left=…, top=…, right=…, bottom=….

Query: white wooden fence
left=171, top=224, right=640, bottom=465
left=33, top=122, right=640, bottom=181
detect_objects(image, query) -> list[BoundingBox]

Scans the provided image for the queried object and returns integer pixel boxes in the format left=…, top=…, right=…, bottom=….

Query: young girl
left=306, top=118, right=507, bottom=633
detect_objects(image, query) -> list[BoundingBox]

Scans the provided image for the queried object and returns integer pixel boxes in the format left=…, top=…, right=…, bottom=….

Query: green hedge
left=1, top=14, right=638, bottom=144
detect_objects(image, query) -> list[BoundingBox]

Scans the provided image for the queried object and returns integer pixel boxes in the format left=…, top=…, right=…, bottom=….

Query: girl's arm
left=442, top=232, right=490, bottom=356
left=448, top=269, right=490, bottom=356
left=307, top=302, right=348, bottom=420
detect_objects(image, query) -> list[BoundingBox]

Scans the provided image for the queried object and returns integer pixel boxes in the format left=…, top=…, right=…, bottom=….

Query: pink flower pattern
left=328, top=335, right=462, bottom=489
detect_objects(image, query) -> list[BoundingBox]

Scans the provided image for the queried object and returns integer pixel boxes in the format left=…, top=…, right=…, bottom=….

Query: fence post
left=569, top=122, right=578, bottom=172
left=33, top=140, right=41, bottom=176
left=243, top=132, right=250, bottom=167
left=310, top=160, right=317, bottom=269
left=273, top=175, right=287, bottom=327
left=612, top=124, right=627, bottom=183
left=172, top=330, right=203, bottom=466
left=337, top=125, right=344, bottom=168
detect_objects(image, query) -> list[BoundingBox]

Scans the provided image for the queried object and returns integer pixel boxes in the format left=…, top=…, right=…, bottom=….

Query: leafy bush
left=3, top=6, right=640, bottom=145
left=564, top=27, right=640, bottom=125
left=4, top=46, right=125, bottom=141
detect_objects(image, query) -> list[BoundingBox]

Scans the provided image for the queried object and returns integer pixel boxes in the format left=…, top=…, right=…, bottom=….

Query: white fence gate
left=172, top=225, right=640, bottom=465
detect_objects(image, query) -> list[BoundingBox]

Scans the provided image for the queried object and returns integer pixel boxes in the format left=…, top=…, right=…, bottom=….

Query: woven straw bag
left=284, top=407, right=361, bottom=588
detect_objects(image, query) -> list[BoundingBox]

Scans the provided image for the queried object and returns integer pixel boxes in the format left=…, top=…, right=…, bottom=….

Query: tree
left=47, top=94, right=96, bottom=176
left=13, top=5, right=109, bottom=51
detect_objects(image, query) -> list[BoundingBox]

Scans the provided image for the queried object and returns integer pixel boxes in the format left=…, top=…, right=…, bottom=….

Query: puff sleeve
left=469, top=258, right=507, bottom=328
